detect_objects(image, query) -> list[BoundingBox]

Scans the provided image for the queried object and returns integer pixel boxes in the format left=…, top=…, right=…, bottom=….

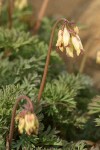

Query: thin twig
left=8, top=95, right=34, bottom=149
left=79, top=51, right=88, bottom=73
left=79, top=39, right=93, bottom=73
left=33, top=0, right=49, bottom=34
left=38, top=18, right=67, bottom=102
left=8, top=0, right=14, bottom=29
left=0, top=0, right=2, bottom=25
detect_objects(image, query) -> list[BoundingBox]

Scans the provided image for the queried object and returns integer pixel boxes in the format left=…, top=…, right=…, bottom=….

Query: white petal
left=56, top=30, right=63, bottom=47
left=58, top=30, right=63, bottom=37
left=56, top=39, right=62, bottom=47
left=79, top=41, right=83, bottom=50
left=66, top=47, right=74, bottom=57
left=74, top=26, right=79, bottom=34
left=63, top=27, right=70, bottom=46
left=76, top=35, right=84, bottom=50
left=71, top=36, right=81, bottom=56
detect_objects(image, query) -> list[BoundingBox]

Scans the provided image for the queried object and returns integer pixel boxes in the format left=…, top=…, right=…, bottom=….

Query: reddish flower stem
left=33, top=0, right=49, bottom=34
left=8, top=0, right=14, bottom=29
left=38, top=18, right=67, bottom=102
left=0, top=0, right=2, bottom=24
left=8, top=95, right=34, bottom=149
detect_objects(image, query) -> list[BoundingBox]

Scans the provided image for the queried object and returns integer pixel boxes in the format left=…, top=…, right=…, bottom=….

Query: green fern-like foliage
left=12, top=128, right=65, bottom=149
left=0, top=54, right=45, bottom=87
left=0, top=27, right=34, bottom=50
left=34, top=141, right=87, bottom=150
left=95, top=116, right=100, bottom=126
left=0, top=8, right=99, bottom=149
left=0, top=84, right=24, bottom=137
left=88, top=96, right=100, bottom=127
left=88, top=96, right=100, bottom=115
left=82, top=96, right=100, bottom=141
left=0, top=85, right=66, bottom=149
left=42, top=73, right=94, bottom=140
left=0, top=75, right=94, bottom=149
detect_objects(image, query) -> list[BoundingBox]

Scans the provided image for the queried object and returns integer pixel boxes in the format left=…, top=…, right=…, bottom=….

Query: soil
left=32, top=0, right=100, bottom=89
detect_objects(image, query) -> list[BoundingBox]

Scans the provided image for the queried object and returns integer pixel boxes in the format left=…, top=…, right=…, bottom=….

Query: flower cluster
left=16, top=110, right=39, bottom=135
left=56, top=22, right=84, bottom=57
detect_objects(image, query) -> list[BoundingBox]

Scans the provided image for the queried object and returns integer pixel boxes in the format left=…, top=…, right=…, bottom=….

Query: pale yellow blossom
left=16, top=112, right=39, bottom=135
left=66, top=46, right=74, bottom=58
left=74, top=26, right=79, bottom=34
left=71, top=36, right=80, bottom=56
left=56, top=22, right=84, bottom=57
left=71, top=35, right=83, bottom=56
left=15, top=0, right=28, bottom=10
left=18, top=118, right=25, bottom=134
left=96, top=50, right=100, bottom=64
left=56, top=30, right=63, bottom=47
left=25, top=113, right=39, bottom=135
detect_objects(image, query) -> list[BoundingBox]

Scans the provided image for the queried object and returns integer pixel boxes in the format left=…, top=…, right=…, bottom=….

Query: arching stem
left=38, top=18, right=68, bottom=101
left=8, top=95, right=34, bottom=149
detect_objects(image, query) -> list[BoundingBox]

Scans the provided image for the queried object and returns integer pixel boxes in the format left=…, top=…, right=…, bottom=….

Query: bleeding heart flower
left=16, top=111, right=39, bottom=135
left=56, top=22, right=84, bottom=57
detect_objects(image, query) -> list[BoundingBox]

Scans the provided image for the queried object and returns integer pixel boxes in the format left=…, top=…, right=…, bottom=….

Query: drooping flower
left=56, top=22, right=84, bottom=57
left=16, top=111, right=39, bottom=135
